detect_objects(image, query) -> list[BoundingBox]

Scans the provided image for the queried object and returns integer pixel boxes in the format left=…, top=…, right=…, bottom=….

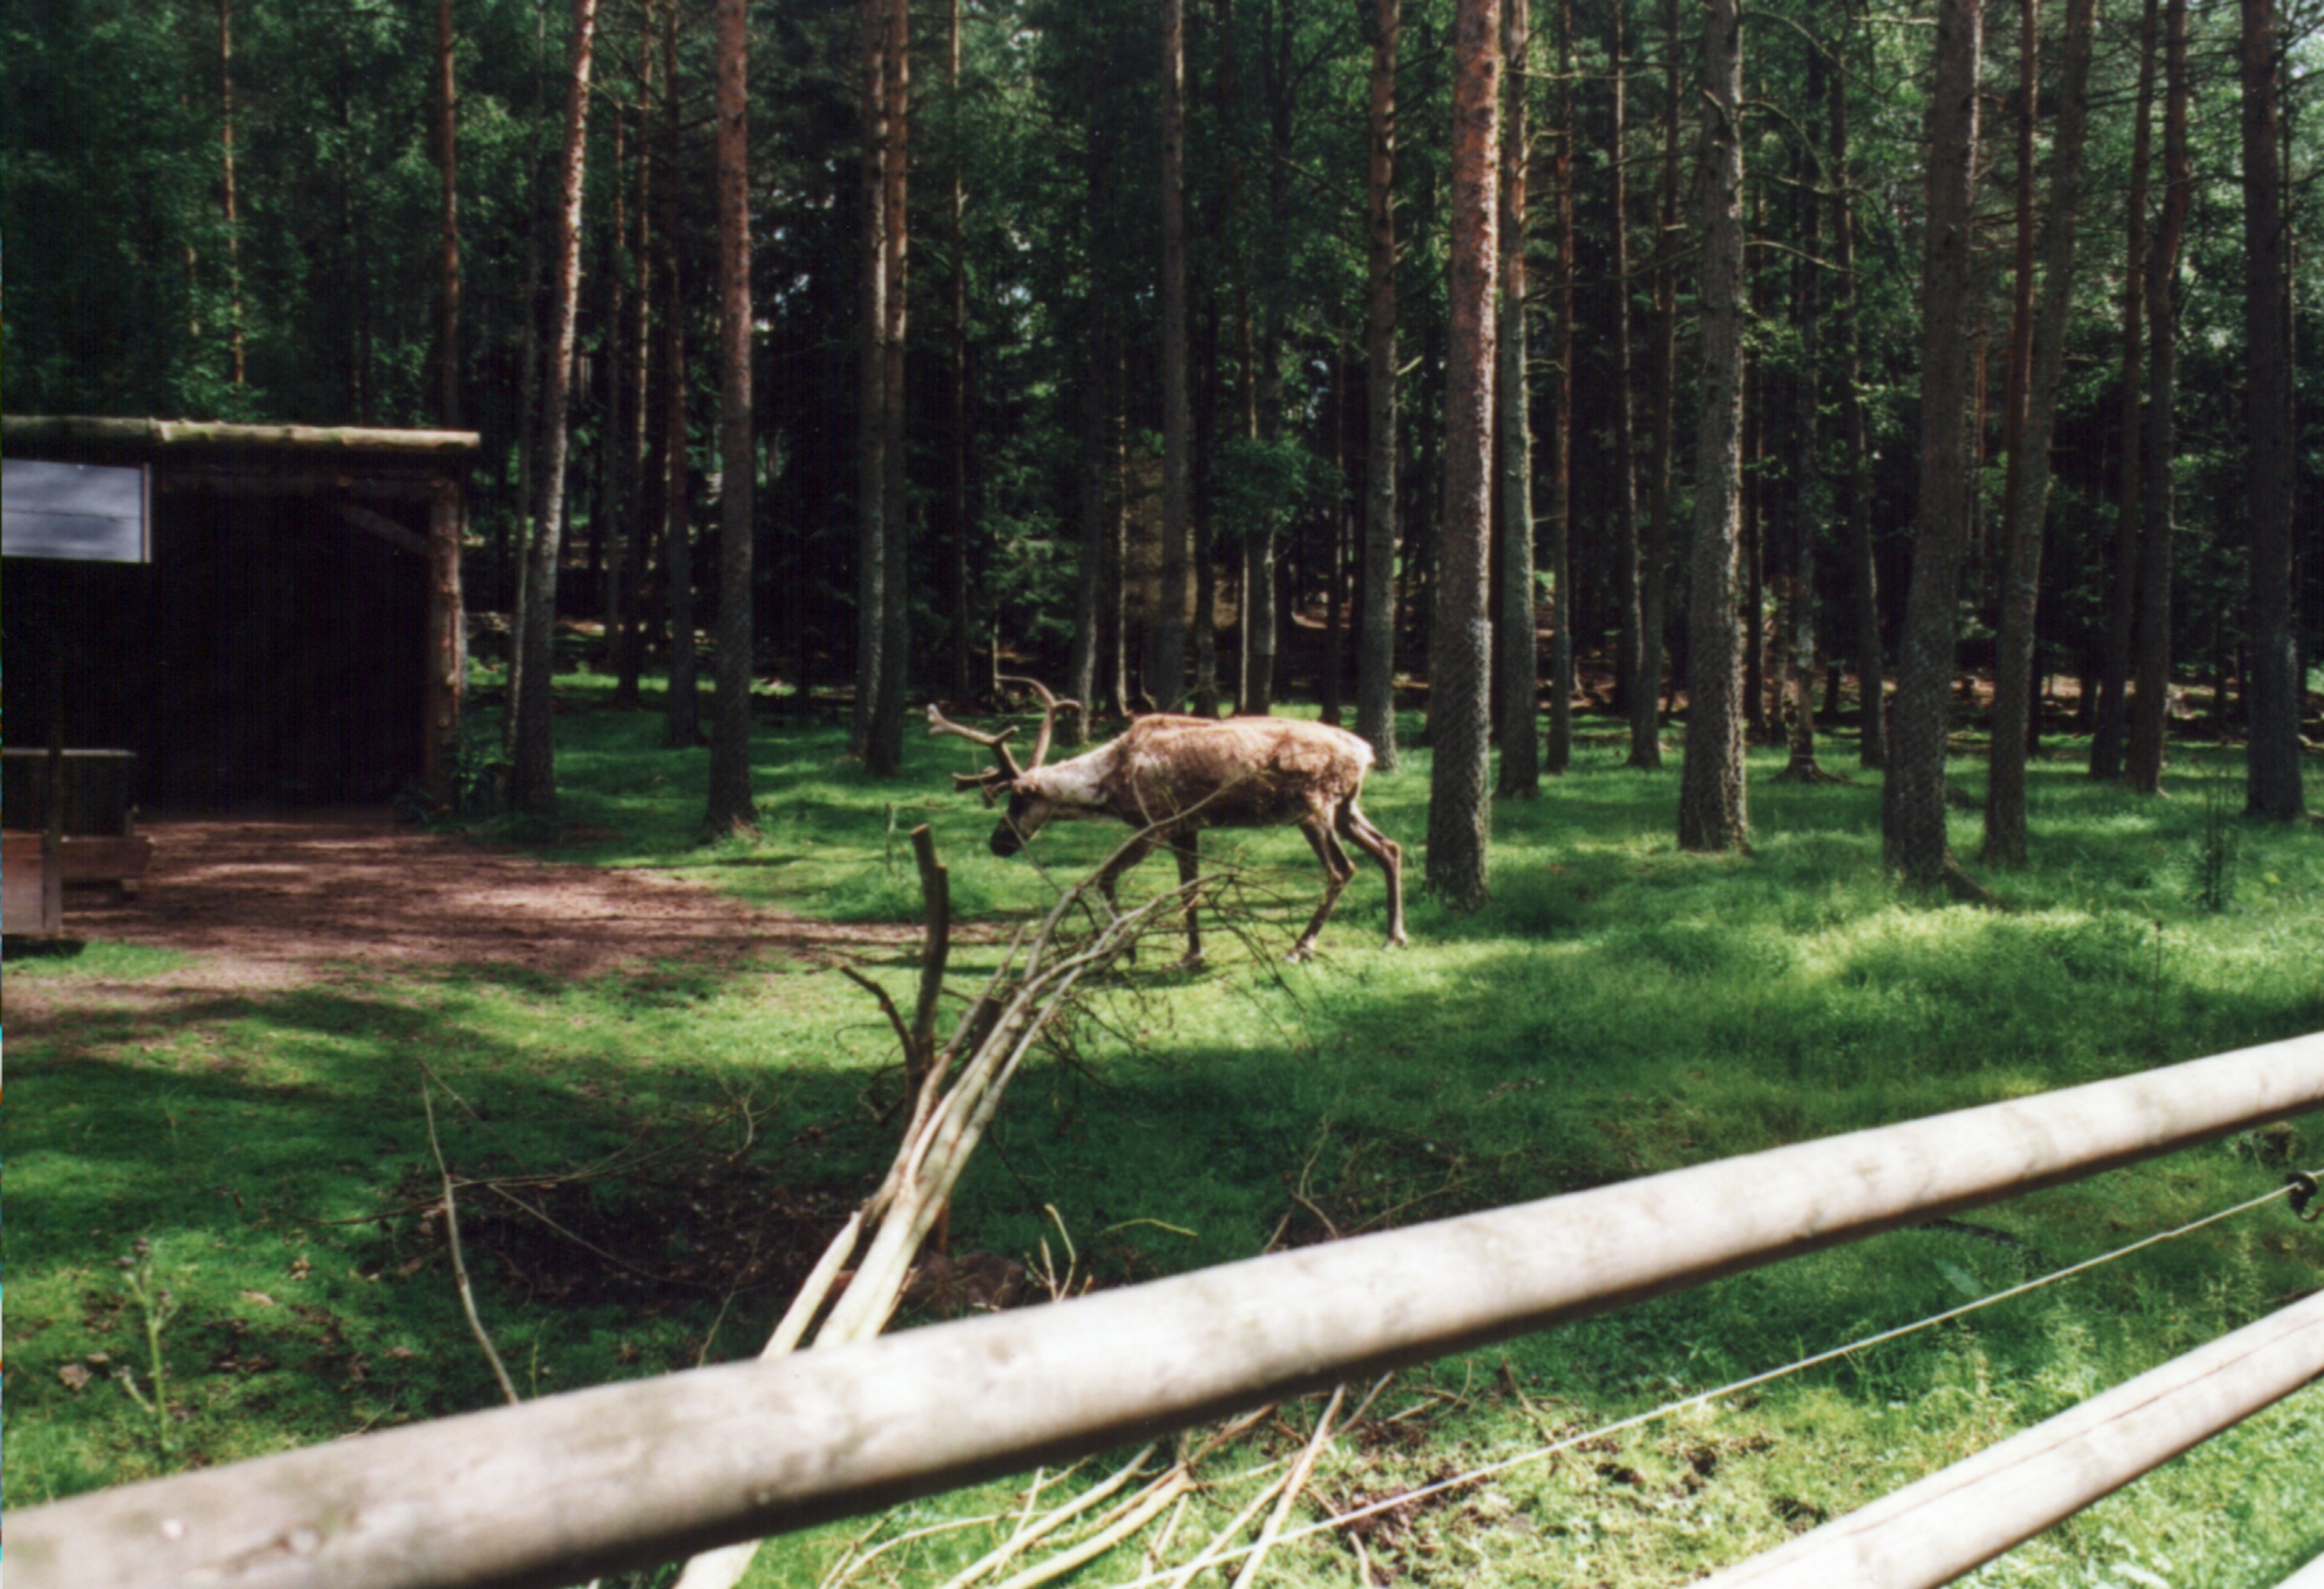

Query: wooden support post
left=43, top=613, right=67, bottom=935
left=424, top=477, right=468, bottom=807
left=1698, top=1288, right=2324, bottom=1586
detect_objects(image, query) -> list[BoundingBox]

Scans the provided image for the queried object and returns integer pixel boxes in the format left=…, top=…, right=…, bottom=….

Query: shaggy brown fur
left=984, top=715, right=1408, bottom=966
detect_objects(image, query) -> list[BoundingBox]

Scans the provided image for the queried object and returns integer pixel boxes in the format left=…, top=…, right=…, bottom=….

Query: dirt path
left=5, top=806, right=914, bottom=1022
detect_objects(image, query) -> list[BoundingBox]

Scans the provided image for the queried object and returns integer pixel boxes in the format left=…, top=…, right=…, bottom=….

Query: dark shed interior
left=3, top=418, right=472, bottom=813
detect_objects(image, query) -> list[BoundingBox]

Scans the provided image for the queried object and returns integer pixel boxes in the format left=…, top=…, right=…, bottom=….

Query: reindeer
left=929, top=680, right=1408, bottom=967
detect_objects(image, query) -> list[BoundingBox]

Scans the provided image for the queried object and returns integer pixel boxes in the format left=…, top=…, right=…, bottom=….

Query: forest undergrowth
left=6, top=666, right=2322, bottom=1588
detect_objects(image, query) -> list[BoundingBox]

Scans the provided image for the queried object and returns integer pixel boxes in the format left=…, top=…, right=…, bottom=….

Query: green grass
left=3, top=938, right=195, bottom=980
left=7, top=668, right=2322, bottom=1587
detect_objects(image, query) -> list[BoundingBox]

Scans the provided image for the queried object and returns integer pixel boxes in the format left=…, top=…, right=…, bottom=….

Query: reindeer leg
left=1288, top=819, right=1355, bottom=962
left=1168, top=831, right=1205, bottom=971
left=1338, top=801, right=1409, bottom=949
left=1094, top=833, right=1159, bottom=965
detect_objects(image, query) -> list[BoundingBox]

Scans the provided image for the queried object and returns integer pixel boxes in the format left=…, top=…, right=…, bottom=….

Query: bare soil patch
left=5, top=806, right=914, bottom=1025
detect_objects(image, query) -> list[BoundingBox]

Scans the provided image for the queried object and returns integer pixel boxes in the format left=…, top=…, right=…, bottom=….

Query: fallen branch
left=421, top=1083, right=517, bottom=1407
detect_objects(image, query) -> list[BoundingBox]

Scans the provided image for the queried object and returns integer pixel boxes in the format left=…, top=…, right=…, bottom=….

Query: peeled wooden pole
left=1698, top=1287, right=2324, bottom=1587
left=2276, top=1552, right=2324, bottom=1588
left=12, top=1032, right=2322, bottom=1589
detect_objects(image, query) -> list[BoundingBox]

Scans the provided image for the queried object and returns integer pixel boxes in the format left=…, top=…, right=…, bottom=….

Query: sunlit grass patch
left=3, top=939, right=196, bottom=979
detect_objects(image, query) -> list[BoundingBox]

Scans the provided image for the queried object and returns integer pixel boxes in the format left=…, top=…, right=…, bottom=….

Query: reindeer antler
left=996, top=676, right=1081, bottom=770
left=925, top=705, right=1024, bottom=805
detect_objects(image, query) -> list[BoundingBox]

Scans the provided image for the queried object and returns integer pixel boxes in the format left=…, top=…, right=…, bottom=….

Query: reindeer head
left=926, top=678, right=1081, bottom=857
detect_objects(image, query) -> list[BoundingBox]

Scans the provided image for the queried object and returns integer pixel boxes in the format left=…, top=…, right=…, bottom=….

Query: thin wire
left=1098, top=1175, right=2308, bottom=1589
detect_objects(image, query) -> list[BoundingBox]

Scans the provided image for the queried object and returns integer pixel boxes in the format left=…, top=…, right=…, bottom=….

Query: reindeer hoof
left=1284, top=943, right=1317, bottom=965
left=1383, top=931, right=1410, bottom=951
left=1169, top=952, right=1207, bottom=973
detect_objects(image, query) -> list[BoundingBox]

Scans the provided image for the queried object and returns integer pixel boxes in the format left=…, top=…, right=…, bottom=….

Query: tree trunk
left=1609, top=1, right=1643, bottom=744
left=1151, top=0, right=1193, bottom=711
left=946, top=0, right=973, bottom=705
left=1742, top=352, right=1765, bottom=739
left=701, top=0, right=758, bottom=832
left=1830, top=16, right=1882, bottom=767
left=658, top=3, right=698, bottom=749
left=220, top=0, right=246, bottom=389
left=2243, top=0, right=2306, bottom=817
left=596, top=107, right=629, bottom=651
left=1110, top=336, right=1132, bottom=717
left=1068, top=57, right=1108, bottom=745
left=854, top=0, right=888, bottom=756
left=1070, top=305, right=1108, bottom=745
left=508, top=14, right=550, bottom=629
left=660, top=287, right=698, bottom=747
left=1776, top=41, right=1826, bottom=783
left=614, top=3, right=656, bottom=709
left=1427, top=0, right=1500, bottom=911
left=1881, top=0, right=1981, bottom=884
left=509, top=0, right=601, bottom=819
left=1997, top=0, right=2038, bottom=627
left=434, top=0, right=458, bottom=428
left=1984, top=0, right=2095, bottom=864
left=1322, top=335, right=1349, bottom=725
left=1355, top=0, right=1402, bottom=766
left=1495, top=0, right=1537, bottom=796
left=1545, top=0, right=1576, bottom=776
left=1245, top=0, right=1294, bottom=719
left=2090, top=0, right=2158, bottom=781
left=1634, top=0, right=1680, bottom=770
left=2125, top=0, right=2188, bottom=795
left=1679, top=0, right=1749, bottom=852
left=868, top=0, right=912, bottom=774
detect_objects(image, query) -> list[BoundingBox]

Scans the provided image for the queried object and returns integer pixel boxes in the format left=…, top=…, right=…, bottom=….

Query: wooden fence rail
left=1698, top=1286, right=2324, bottom=1586
left=2278, top=1550, right=2324, bottom=1587
left=12, top=1030, right=2322, bottom=1589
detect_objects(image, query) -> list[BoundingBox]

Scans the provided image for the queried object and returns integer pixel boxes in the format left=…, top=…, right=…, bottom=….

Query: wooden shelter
left=3, top=416, right=476, bottom=811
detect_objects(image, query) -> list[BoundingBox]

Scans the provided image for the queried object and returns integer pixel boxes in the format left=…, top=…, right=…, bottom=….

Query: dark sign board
left=3, top=459, right=152, bottom=562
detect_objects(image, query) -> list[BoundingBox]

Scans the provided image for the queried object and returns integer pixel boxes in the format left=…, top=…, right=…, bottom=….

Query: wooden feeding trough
left=3, top=416, right=478, bottom=935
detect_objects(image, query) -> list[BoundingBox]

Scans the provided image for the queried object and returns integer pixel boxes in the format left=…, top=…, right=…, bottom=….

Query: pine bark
left=1985, top=0, right=2095, bottom=864
left=2125, top=0, right=2189, bottom=794
left=1608, top=2, right=1643, bottom=742
left=614, top=6, right=656, bottom=709
left=1427, top=0, right=1501, bottom=911
left=658, top=1, right=698, bottom=749
left=1545, top=0, right=1575, bottom=776
left=2241, top=0, right=2307, bottom=817
left=595, top=109, right=629, bottom=648
left=1152, top=0, right=1193, bottom=710
left=1495, top=0, right=1537, bottom=796
left=1355, top=0, right=1402, bottom=766
left=867, top=0, right=912, bottom=774
left=702, top=0, right=758, bottom=833
left=1998, top=0, right=2038, bottom=612
left=1830, top=22, right=1883, bottom=767
left=435, top=0, right=459, bottom=428
left=945, top=0, right=973, bottom=705
left=854, top=0, right=889, bottom=755
left=1635, top=0, right=1681, bottom=770
left=1679, top=0, right=1750, bottom=852
left=1246, top=0, right=1295, bottom=719
left=509, top=0, right=601, bottom=819
left=1881, top=0, right=1981, bottom=883
left=1776, top=42, right=1826, bottom=783
left=221, top=0, right=246, bottom=389
left=2091, top=0, right=2158, bottom=780
left=1068, top=54, right=1110, bottom=745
